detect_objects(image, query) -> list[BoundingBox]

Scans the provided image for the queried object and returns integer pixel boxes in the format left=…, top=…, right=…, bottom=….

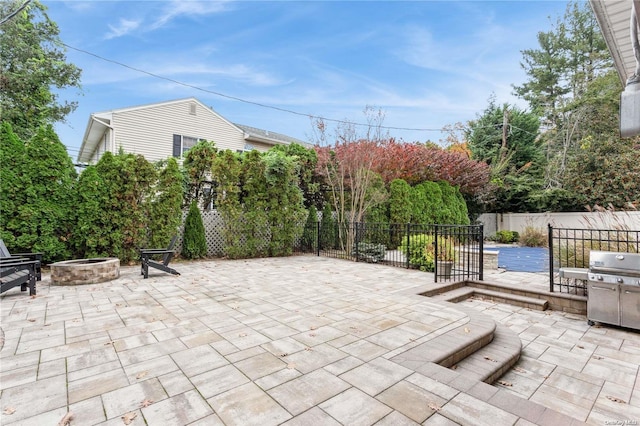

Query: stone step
left=390, top=308, right=496, bottom=369
left=429, top=286, right=475, bottom=303
left=449, top=322, right=522, bottom=384
left=427, top=286, right=549, bottom=311
left=471, top=288, right=548, bottom=311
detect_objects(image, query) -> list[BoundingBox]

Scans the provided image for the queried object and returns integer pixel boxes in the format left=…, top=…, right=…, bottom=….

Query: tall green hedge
left=262, top=150, right=306, bottom=256
left=240, top=150, right=270, bottom=256
left=74, top=151, right=182, bottom=263
left=149, top=157, right=183, bottom=248
left=0, top=124, right=76, bottom=262
left=212, top=150, right=243, bottom=258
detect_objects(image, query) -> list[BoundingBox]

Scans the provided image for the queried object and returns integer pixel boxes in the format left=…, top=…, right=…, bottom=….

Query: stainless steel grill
left=587, top=250, right=640, bottom=330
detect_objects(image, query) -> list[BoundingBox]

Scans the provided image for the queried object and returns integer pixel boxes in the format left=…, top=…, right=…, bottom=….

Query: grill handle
left=590, top=285, right=617, bottom=291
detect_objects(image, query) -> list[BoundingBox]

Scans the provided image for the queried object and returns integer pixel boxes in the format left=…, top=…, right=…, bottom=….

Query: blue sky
left=44, top=1, right=572, bottom=160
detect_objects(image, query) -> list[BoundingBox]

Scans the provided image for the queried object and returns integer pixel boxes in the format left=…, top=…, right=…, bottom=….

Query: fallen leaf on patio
left=279, top=353, right=288, bottom=357
left=135, top=371, right=148, bottom=380
left=484, top=356, right=497, bottom=362
left=57, top=412, right=74, bottom=426
left=592, top=355, right=604, bottom=360
left=287, top=363, right=296, bottom=369
left=606, top=395, right=626, bottom=404
left=310, top=326, right=317, bottom=330
left=409, top=338, right=417, bottom=342
left=27, top=319, right=36, bottom=322
left=576, top=345, right=584, bottom=349
left=304, top=347, right=313, bottom=352
left=122, top=412, right=137, bottom=424
left=104, top=341, right=114, bottom=346
left=238, top=333, right=248, bottom=337
left=3, top=407, right=16, bottom=415
left=543, top=375, right=550, bottom=379
left=464, top=327, right=470, bottom=334
left=513, top=367, right=526, bottom=373
left=140, top=399, right=153, bottom=408
left=427, top=402, right=442, bottom=411
left=498, top=380, right=513, bottom=387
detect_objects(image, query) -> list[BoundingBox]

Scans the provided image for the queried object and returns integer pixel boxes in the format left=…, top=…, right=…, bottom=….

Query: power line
left=0, top=0, right=31, bottom=25
left=62, top=42, right=450, bottom=133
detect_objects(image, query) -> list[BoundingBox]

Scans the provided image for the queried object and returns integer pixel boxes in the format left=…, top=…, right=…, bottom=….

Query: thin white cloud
left=103, top=1, right=231, bottom=39
left=151, top=0, right=231, bottom=30
left=105, top=18, right=142, bottom=40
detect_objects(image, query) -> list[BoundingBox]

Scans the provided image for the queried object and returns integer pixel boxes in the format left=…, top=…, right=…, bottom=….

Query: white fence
left=176, top=210, right=226, bottom=257
left=478, top=211, right=640, bottom=235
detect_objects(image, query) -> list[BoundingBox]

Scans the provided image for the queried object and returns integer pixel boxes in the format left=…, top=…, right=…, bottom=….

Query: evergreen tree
left=212, top=150, right=243, bottom=258
left=389, top=179, right=412, bottom=224
left=262, top=150, right=306, bottom=256
left=240, top=150, right=270, bottom=257
left=512, top=0, right=617, bottom=204
left=0, top=122, right=28, bottom=249
left=182, top=200, right=207, bottom=259
left=74, top=165, right=110, bottom=257
left=94, top=151, right=156, bottom=262
left=0, top=0, right=82, bottom=140
left=3, top=125, right=77, bottom=262
left=149, top=158, right=183, bottom=248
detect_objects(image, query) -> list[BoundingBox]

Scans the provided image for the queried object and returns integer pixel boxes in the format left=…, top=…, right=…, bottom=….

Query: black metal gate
left=298, top=222, right=483, bottom=282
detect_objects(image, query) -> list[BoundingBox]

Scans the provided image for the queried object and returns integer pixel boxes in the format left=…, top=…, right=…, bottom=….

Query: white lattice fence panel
left=176, top=210, right=225, bottom=257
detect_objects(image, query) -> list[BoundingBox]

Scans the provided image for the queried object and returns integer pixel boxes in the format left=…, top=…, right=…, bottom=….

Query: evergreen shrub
left=354, top=242, right=386, bottom=263
left=399, top=234, right=456, bottom=272
left=182, top=200, right=207, bottom=259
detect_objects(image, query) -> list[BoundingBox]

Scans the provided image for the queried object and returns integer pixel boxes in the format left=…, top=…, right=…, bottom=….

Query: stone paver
left=1, top=256, right=638, bottom=425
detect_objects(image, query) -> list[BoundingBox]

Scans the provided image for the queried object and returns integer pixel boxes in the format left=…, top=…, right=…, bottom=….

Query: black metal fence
left=548, top=225, right=640, bottom=293
left=296, top=222, right=483, bottom=282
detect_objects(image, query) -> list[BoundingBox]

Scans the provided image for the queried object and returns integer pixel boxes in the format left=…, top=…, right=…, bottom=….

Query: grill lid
left=589, top=250, right=640, bottom=277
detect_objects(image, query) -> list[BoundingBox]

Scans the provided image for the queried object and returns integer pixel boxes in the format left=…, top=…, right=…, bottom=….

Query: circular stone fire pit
left=51, top=258, right=120, bottom=285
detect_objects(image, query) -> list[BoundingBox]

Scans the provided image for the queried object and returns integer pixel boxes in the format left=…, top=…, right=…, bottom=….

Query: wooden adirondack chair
left=0, top=239, right=42, bottom=281
left=1, top=259, right=38, bottom=296
left=140, top=236, right=180, bottom=279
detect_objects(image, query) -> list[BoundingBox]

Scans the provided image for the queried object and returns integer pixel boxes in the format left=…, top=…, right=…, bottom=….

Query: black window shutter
left=172, top=134, right=181, bottom=157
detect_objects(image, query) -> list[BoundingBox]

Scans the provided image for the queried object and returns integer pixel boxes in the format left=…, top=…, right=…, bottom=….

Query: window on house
left=172, top=134, right=200, bottom=158
left=236, top=143, right=255, bottom=154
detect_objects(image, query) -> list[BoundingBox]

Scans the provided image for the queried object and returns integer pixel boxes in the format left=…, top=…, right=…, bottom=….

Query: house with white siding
left=78, top=98, right=307, bottom=164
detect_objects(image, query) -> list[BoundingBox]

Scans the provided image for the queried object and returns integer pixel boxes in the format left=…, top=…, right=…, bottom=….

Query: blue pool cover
left=496, top=246, right=549, bottom=273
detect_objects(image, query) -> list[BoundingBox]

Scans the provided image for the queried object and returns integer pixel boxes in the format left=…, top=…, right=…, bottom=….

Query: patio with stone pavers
left=1, top=255, right=638, bottom=425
